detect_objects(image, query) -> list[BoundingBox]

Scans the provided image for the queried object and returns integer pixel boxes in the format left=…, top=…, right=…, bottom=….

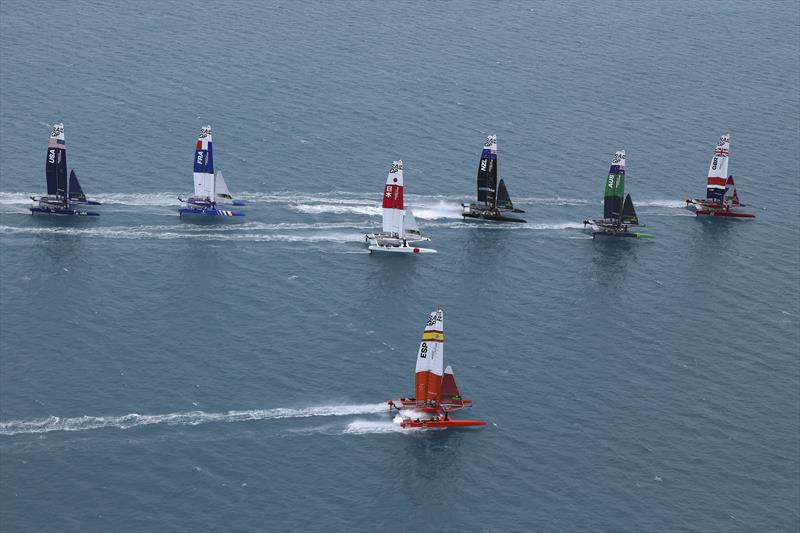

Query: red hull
left=400, top=419, right=486, bottom=428
left=695, top=209, right=755, bottom=218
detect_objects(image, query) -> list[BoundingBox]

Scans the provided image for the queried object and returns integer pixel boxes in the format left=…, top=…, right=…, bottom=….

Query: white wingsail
left=382, top=160, right=404, bottom=236
left=706, top=133, right=730, bottom=203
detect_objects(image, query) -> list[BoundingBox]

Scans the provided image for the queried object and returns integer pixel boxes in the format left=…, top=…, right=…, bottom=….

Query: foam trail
left=342, top=420, right=406, bottom=435
left=0, top=403, right=389, bottom=436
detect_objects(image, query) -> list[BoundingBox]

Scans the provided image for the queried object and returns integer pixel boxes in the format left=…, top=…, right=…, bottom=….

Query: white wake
left=0, top=403, right=389, bottom=436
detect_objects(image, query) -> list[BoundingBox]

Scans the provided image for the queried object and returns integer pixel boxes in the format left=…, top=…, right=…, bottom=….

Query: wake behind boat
left=462, top=135, right=526, bottom=223
left=583, top=150, right=653, bottom=239
left=365, top=160, right=436, bottom=254
left=387, top=310, right=484, bottom=429
left=686, top=133, right=755, bottom=219
left=30, top=124, right=99, bottom=217
left=178, top=126, right=245, bottom=220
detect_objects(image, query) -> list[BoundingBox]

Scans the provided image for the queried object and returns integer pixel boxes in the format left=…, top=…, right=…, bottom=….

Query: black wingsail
left=45, top=124, right=68, bottom=202
left=68, top=170, right=86, bottom=202
left=620, top=194, right=638, bottom=225
left=476, top=136, right=498, bottom=206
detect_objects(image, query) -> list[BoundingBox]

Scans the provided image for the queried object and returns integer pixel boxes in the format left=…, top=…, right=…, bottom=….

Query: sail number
left=48, top=149, right=55, bottom=164
left=480, top=160, right=487, bottom=171
left=419, top=342, right=428, bottom=358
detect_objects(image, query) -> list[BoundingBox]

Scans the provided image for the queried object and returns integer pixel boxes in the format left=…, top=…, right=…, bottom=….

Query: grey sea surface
left=1, top=1, right=798, bottom=532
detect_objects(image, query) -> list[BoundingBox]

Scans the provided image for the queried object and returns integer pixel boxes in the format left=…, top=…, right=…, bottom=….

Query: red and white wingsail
left=382, top=160, right=404, bottom=236
left=415, top=309, right=444, bottom=406
left=706, top=133, right=730, bottom=203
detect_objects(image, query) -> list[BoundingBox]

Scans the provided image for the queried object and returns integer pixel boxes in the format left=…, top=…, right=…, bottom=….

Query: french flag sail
left=193, top=126, right=215, bottom=200
left=706, top=133, right=730, bottom=203
left=382, top=160, right=404, bottom=236
left=415, top=309, right=444, bottom=406
left=46, top=123, right=67, bottom=200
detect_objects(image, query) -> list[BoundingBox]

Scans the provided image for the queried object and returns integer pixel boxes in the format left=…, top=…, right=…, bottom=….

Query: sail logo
left=419, top=342, right=428, bottom=358
left=385, top=185, right=393, bottom=198
left=480, top=160, right=487, bottom=171
left=607, top=174, right=617, bottom=188
left=196, top=151, right=206, bottom=166
left=711, top=157, right=718, bottom=171
left=48, top=149, right=55, bottom=164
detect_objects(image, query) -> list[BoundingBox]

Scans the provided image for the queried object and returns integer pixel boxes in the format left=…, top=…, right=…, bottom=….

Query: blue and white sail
left=193, top=126, right=215, bottom=201
left=178, top=126, right=245, bottom=219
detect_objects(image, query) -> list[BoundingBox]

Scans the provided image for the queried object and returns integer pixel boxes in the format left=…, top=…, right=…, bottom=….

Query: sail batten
left=603, top=150, right=626, bottom=221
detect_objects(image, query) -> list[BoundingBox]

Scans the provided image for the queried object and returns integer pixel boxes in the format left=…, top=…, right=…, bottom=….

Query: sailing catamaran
left=365, top=160, right=436, bottom=254
left=462, top=135, right=526, bottom=222
left=387, top=309, right=485, bottom=428
left=30, top=124, right=99, bottom=216
left=583, top=150, right=653, bottom=238
left=178, top=126, right=245, bottom=220
left=685, top=133, right=755, bottom=218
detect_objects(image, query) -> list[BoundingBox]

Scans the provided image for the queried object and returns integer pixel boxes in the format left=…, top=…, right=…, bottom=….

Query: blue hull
left=178, top=207, right=245, bottom=220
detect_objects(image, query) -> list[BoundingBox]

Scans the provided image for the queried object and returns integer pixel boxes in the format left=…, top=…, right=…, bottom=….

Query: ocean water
left=1, top=1, right=798, bottom=531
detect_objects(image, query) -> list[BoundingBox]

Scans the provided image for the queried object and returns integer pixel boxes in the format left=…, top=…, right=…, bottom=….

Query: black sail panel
left=621, top=194, right=638, bottom=224
left=68, top=170, right=86, bottom=201
left=495, top=179, right=513, bottom=210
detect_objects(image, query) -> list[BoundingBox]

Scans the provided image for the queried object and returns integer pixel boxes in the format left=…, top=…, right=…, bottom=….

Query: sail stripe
left=421, top=331, right=444, bottom=342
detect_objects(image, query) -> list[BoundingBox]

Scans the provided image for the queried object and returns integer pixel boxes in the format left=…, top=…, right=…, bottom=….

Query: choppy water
left=1, top=1, right=798, bottom=532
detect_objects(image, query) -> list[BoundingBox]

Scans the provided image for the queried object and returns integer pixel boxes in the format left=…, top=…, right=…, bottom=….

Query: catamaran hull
left=30, top=206, right=99, bottom=216
left=400, top=419, right=486, bottom=429
left=583, top=220, right=652, bottom=239
left=694, top=210, right=755, bottom=218
left=368, top=244, right=437, bottom=254
left=462, top=205, right=526, bottom=223
left=178, top=208, right=245, bottom=221
left=366, top=235, right=436, bottom=254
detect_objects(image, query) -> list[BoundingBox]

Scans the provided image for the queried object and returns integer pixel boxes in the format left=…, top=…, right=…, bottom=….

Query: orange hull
left=400, top=419, right=486, bottom=428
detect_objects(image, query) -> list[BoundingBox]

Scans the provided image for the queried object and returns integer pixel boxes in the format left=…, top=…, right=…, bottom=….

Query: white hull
left=366, top=235, right=437, bottom=254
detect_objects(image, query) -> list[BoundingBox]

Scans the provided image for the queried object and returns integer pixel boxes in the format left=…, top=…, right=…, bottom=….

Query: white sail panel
left=403, top=209, right=420, bottom=239
left=193, top=126, right=215, bottom=199
left=381, top=160, right=404, bottom=235
left=215, top=170, right=232, bottom=200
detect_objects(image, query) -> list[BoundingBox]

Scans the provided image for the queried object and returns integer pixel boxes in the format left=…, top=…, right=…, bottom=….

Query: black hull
left=30, top=207, right=99, bottom=216
left=463, top=212, right=527, bottom=223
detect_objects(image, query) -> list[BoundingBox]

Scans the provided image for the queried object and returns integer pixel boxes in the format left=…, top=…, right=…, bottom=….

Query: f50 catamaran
left=388, top=310, right=485, bottom=429
left=30, top=124, right=99, bottom=216
left=685, top=134, right=755, bottom=219
left=583, top=150, right=653, bottom=238
left=462, top=135, right=526, bottom=222
left=365, top=160, right=436, bottom=254
left=178, top=126, right=246, bottom=220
